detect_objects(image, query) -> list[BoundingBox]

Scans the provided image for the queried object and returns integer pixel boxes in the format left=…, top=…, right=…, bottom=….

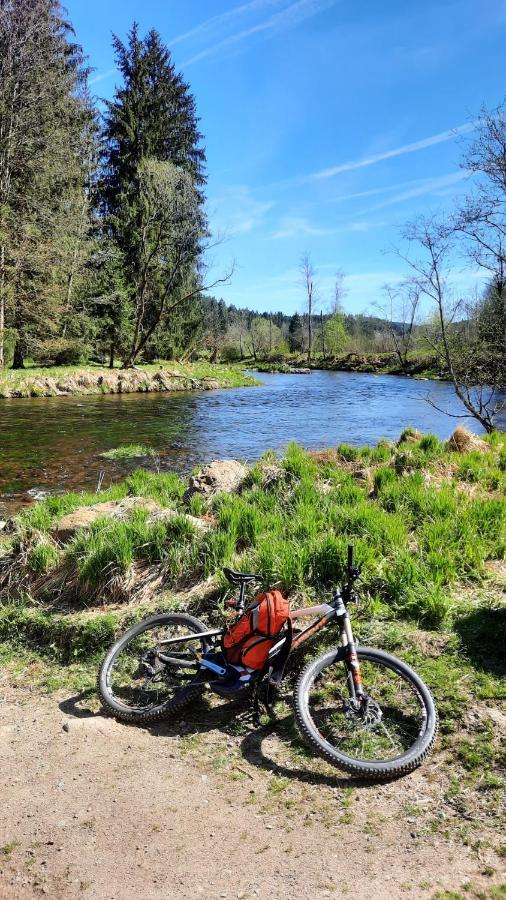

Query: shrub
left=53, top=340, right=89, bottom=366
left=220, top=344, right=242, bottom=362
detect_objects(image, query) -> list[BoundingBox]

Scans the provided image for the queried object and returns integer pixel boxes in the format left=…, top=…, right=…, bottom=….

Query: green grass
left=0, top=361, right=258, bottom=398
left=1, top=430, right=505, bottom=809
left=9, top=433, right=505, bottom=626
left=100, top=444, right=156, bottom=460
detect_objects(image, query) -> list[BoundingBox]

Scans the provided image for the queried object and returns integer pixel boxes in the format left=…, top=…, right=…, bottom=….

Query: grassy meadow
left=0, top=428, right=505, bottom=835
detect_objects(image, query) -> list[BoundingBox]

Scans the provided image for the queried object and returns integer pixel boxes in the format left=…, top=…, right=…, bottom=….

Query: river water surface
left=0, top=370, right=502, bottom=515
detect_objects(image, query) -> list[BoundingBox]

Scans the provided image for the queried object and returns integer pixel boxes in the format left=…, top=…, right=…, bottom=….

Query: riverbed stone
left=188, top=460, right=248, bottom=498
left=51, top=496, right=160, bottom=544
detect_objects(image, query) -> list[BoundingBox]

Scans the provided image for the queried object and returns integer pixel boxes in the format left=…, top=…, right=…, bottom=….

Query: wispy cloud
left=311, top=123, right=474, bottom=180
left=182, top=0, right=336, bottom=66
left=89, top=68, right=116, bottom=86
left=171, top=0, right=285, bottom=47
left=365, top=170, right=470, bottom=211
left=211, top=186, right=274, bottom=236
left=271, top=215, right=385, bottom=239
left=272, top=216, right=333, bottom=239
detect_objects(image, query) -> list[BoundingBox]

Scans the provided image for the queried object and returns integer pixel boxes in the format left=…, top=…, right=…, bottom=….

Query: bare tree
left=399, top=216, right=504, bottom=432
left=379, top=278, right=422, bottom=372
left=300, top=252, right=316, bottom=363
left=331, top=269, right=347, bottom=313
left=451, top=103, right=506, bottom=289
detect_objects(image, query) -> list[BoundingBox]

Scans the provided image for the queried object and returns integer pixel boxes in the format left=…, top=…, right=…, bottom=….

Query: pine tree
left=0, top=0, right=93, bottom=367
left=288, top=313, right=303, bottom=351
left=99, top=24, right=207, bottom=366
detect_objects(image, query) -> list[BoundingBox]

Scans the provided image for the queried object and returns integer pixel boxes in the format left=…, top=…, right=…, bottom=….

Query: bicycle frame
left=157, top=589, right=365, bottom=700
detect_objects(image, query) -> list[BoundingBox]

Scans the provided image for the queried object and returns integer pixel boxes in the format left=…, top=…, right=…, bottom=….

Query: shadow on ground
left=59, top=688, right=379, bottom=790
left=454, top=606, right=506, bottom=675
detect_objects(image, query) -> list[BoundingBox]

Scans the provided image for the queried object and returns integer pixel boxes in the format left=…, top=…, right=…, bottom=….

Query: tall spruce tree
left=0, top=0, right=93, bottom=367
left=99, top=25, right=207, bottom=364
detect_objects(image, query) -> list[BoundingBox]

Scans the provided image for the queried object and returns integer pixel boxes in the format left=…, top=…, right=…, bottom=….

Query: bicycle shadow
left=58, top=690, right=375, bottom=789
left=59, top=690, right=99, bottom=719
left=239, top=718, right=369, bottom=788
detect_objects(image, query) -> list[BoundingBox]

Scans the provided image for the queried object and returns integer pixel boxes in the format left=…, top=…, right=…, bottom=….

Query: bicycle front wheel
left=98, top=613, right=210, bottom=725
left=294, top=646, right=438, bottom=779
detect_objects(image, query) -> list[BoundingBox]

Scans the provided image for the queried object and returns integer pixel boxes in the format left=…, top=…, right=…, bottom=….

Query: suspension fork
left=339, top=609, right=365, bottom=702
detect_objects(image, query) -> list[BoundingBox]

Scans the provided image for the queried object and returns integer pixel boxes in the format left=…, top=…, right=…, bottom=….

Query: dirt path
left=0, top=685, right=503, bottom=900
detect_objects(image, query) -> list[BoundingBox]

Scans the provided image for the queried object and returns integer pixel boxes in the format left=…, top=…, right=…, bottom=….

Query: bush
left=221, top=344, right=242, bottom=363
left=53, top=340, right=89, bottom=366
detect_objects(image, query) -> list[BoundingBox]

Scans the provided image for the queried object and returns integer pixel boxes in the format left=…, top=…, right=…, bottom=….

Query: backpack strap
left=268, top=615, right=293, bottom=686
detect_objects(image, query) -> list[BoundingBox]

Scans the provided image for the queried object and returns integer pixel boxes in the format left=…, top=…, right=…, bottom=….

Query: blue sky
left=67, top=0, right=506, bottom=316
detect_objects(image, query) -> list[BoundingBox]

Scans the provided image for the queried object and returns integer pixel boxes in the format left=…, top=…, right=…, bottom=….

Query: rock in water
left=188, top=460, right=248, bottom=498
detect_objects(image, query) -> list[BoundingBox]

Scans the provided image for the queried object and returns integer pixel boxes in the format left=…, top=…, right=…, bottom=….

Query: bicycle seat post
left=238, top=582, right=246, bottom=612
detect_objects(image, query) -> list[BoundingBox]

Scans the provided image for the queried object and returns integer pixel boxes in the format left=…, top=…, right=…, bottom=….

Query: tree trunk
left=12, top=338, right=24, bottom=369
left=0, top=245, right=5, bottom=368
left=109, top=341, right=115, bottom=369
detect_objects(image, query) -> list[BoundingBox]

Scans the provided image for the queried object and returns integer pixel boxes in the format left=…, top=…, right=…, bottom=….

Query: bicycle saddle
left=223, top=567, right=262, bottom=586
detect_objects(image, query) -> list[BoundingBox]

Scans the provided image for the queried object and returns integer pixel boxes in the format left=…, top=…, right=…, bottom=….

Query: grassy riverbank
left=246, top=350, right=440, bottom=378
left=0, top=361, right=258, bottom=399
left=0, top=429, right=505, bottom=844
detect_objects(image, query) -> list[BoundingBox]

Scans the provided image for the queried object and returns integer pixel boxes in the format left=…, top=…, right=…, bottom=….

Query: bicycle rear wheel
left=294, top=646, right=438, bottom=779
left=98, top=613, right=210, bottom=724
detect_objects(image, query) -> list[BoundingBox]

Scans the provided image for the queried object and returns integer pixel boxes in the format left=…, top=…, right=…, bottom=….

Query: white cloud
left=171, top=0, right=285, bottom=46
left=310, top=123, right=474, bottom=180
left=271, top=215, right=386, bottom=239
left=182, top=0, right=336, bottom=66
left=89, top=68, right=116, bottom=86
left=366, top=170, right=470, bottom=211
left=272, top=216, right=333, bottom=239
left=210, top=186, right=274, bottom=236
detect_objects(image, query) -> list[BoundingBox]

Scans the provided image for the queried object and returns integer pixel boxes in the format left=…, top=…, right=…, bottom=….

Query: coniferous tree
left=288, top=313, right=303, bottom=351
left=0, top=0, right=93, bottom=367
left=99, top=24, right=208, bottom=364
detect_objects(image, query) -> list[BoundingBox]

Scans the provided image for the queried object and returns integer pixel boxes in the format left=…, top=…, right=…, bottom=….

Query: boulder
left=51, top=496, right=160, bottom=544
left=188, top=460, right=248, bottom=498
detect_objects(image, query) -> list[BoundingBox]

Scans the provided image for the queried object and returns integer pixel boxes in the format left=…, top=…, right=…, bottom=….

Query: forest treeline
left=0, top=1, right=504, bottom=427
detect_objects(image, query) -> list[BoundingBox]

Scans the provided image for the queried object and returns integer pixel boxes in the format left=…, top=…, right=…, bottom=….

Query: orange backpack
left=223, top=590, right=290, bottom=671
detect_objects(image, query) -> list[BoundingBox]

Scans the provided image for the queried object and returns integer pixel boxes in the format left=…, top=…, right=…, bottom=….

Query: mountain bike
left=97, top=547, right=438, bottom=779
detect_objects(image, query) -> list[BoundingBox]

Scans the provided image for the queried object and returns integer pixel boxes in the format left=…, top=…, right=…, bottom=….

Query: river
left=0, top=370, right=502, bottom=515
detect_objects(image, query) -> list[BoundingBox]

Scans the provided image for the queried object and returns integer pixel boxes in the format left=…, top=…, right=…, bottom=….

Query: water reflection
left=0, top=370, right=502, bottom=515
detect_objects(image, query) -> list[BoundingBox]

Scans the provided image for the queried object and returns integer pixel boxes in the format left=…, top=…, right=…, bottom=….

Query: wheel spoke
left=304, top=655, right=428, bottom=763
left=106, top=619, right=207, bottom=713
